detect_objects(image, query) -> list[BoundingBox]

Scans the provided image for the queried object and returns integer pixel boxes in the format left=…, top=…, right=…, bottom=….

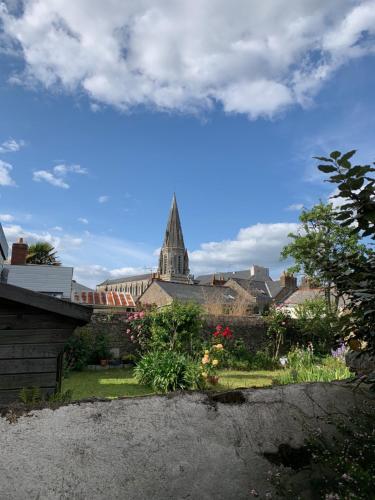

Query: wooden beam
left=0, top=372, right=57, bottom=390
left=0, top=329, right=73, bottom=345
left=0, top=358, right=57, bottom=375
left=0, top=344, right=63, bottom=359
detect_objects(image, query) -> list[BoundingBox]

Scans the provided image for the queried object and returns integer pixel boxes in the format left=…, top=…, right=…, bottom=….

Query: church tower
left=158, top=194, right=190, bottom=283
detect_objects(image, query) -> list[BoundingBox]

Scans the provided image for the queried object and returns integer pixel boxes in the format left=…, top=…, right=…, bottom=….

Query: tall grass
left=274, top=348, right=351, bottom=385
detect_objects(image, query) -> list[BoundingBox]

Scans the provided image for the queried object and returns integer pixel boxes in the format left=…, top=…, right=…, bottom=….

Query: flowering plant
left=200, top=342, right=225, bottom=383
left=124, top=310, right=151, bottom=352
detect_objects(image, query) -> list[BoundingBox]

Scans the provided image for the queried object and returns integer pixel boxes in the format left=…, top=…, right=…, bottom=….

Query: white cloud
left=33, top=170, right=69, bottom=188
left=0, top=213, right=14, bottom=222
left=98, top=195, right=109, bottom=203
left=78, top=217, right=89, bottom=224
left=0, top=160, right=16, bottom=186
left=189, top=222, right=298, bottom=276
left=286, top=203, right=304, bottom=211
left=0, top=138, right=26, bottom=153
left=1, top=1, right=375, bottom=118
left=32, top=163, right=87, bottom=188
left=52, top=226, right=63, bottom=231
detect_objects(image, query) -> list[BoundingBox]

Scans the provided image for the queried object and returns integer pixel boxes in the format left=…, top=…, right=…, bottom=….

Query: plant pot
left=100, top=359, right=108, bottom=367
left=207, top=375, right=219, bottom=385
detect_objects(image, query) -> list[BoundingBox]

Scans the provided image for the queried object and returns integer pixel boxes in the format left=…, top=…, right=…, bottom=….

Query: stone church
left=96, top=194, right=192, bottom=298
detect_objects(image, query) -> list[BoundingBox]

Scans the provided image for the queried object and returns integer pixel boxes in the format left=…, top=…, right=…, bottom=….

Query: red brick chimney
left=11, top=238, right=28, bottom=265
left=280, top=271, right=297, bottom=290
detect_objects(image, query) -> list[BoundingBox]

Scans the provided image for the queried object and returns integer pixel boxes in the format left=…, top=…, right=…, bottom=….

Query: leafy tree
left=26, top=241, right=60, bottom=265
left=281, top=202, right=365, bottom=311
left=315, top=150, right=375, bottom=350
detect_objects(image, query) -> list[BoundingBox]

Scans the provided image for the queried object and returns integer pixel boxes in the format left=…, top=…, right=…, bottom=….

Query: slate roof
left=282, top=288, right=323, bottom=305
left=72, top=290, right=136, bottom=308
left=152, top=281, right=239, bottom=305
left=227, top=278, right=270, bottom=297
left=196, top=270, right=251, bottom=284
left=97, top=273, right=151, bottom=287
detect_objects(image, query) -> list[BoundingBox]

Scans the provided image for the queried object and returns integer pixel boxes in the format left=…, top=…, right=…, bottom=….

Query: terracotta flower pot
left=208, top=375, right=219, bottom=385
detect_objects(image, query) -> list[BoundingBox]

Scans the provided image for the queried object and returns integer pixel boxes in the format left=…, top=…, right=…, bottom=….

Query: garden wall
left=75, top=312, right=268, bottom=359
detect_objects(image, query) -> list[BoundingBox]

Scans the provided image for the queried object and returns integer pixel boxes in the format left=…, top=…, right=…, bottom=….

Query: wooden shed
left=0, top=283, right=92, bottom=405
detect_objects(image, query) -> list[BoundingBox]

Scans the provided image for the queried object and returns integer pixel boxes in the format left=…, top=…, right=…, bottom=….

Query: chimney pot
left=11, top=238, right=29, bottom=265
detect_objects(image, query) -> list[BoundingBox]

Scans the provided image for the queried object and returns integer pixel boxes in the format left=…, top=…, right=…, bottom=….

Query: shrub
left=148, top=301, right=203, bottom=355
left=134, top=350, right=205, bottom=393
left=265, top=307, right=293, bottom=359
left=294, top=297, right=340, bottom=353
left=64, top=334, right=91, bottom=372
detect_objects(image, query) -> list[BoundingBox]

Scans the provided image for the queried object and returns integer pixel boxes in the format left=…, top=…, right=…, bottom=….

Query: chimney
left=280, top=271, right=297, bottom=290
left=11, top=238, right=28, bottom=265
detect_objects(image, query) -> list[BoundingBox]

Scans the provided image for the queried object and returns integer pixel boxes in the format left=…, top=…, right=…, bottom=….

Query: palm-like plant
left=26, top=241, right=60, bottom=265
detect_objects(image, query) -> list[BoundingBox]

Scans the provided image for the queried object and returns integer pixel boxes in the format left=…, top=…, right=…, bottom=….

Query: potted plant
left=95, top=334, right=111, bottom=367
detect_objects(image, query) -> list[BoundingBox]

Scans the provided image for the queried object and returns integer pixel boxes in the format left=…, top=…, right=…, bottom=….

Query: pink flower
left=139, top=311, right=145, bottom=318
left=126, top=329, right=131, bottom=334
left=130, top=335, right=134, bottom=341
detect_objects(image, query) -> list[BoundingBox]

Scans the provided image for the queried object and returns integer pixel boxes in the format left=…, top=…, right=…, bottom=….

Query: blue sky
left=0, top=1, right=375, bottom=287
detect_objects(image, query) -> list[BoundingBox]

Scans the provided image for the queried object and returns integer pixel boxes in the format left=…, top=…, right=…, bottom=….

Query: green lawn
left=62, top=367, right=284, bottom=400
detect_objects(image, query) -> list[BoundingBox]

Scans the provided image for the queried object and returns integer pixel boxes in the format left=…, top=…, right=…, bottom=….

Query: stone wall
left=75, top=312, right=268, bottom=359
left=202, top=314, right=267, bottom=352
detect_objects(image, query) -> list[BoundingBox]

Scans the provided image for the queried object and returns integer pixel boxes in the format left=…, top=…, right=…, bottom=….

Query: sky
left=0, top=0, right=375, bottom=287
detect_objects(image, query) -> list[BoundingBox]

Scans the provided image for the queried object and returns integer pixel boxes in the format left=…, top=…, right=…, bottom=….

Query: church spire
left=163, top=193, right=185, bottom=248
left=158, top=194, right=190, bottom=283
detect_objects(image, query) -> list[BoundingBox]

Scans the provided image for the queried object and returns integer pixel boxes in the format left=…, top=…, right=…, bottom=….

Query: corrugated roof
left=72, top=291, right=136, bottom=308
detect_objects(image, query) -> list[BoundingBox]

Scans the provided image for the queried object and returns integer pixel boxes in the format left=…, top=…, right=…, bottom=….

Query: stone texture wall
left=76, top=312, right=268, bottom=359
left=202, top=314, right=267, bottom=352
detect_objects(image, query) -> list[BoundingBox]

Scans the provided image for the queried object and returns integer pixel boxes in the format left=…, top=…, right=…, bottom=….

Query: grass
left=62, top=367, right=283, bottom=400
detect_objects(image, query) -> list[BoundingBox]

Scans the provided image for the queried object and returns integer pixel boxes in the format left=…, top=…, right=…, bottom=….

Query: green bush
left=223, top=349, right=278, bottom=370
left=148, top=301, right=203, bottom=355
left=64, top=334, right=91, bottom=372
left=134, top=350, right=205, bottom=393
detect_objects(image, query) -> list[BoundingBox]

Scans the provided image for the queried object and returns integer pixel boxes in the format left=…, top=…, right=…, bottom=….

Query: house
left=0, top=224, right=8, bottom=264
left=0, top=282, right=91, bottom=405
left=2, top=238, right=73, bottom=300
left=138, top=280, right=254, bottom=314
left=197, top=266, right=297, bottom=312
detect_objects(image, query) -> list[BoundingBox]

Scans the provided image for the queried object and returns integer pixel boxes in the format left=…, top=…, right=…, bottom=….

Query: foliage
left=134, top=350, right=205, bottom=393
left=265, top=307, right=293, bottom=359
left=26, top=241, right=60, bottom=265
left=19, top=387, right=72, bottom=405
left=274, top=348, right=351, bottom=385
left=200, top=342, right=225, bottom=380
left=64, top=329, right=111, bottom=372
left=124, top=310, right=152, bottom=353
left=294, top=297, right=341, bottom=352
left=315, top=150, right=375, bottom=350
left=281, top=202, right=365, bottom=311
left=147, top=301, right=203, bottom=355
left=19, top=386, right=42, bottom=404
left=64, top=334, right=91, bottom=372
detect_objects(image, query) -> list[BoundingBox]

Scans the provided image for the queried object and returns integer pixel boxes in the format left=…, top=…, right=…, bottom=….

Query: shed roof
left=0, top=283, right=92, bottom=323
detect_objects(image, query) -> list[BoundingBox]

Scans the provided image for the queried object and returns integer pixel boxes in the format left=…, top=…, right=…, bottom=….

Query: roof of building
left=0, top=224, right=8, bottom=261
left=71, top=280, right=94, bottom=294
left=3, top=264, right=73, bottom=299
left=145, top=280, right=240, bottom=305
left=227, top=278, right=271, bottom=297
left=162, top=193, right=185, bottom=249
left=196, top=270, right=251, bottom=284
left=97, top=273, right=152, bottom=287
left=0, top=282, right=92, bottom=323
left=281, top=288, right=324, bottom=305
left=72, top=290, right=136, bottom=308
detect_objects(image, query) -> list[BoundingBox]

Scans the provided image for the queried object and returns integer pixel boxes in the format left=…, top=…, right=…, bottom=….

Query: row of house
left=1, top=225, right=323, bottom=317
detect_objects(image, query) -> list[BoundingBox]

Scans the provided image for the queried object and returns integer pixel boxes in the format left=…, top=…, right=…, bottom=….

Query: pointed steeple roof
left=163, top=193, right=185, bottom=248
